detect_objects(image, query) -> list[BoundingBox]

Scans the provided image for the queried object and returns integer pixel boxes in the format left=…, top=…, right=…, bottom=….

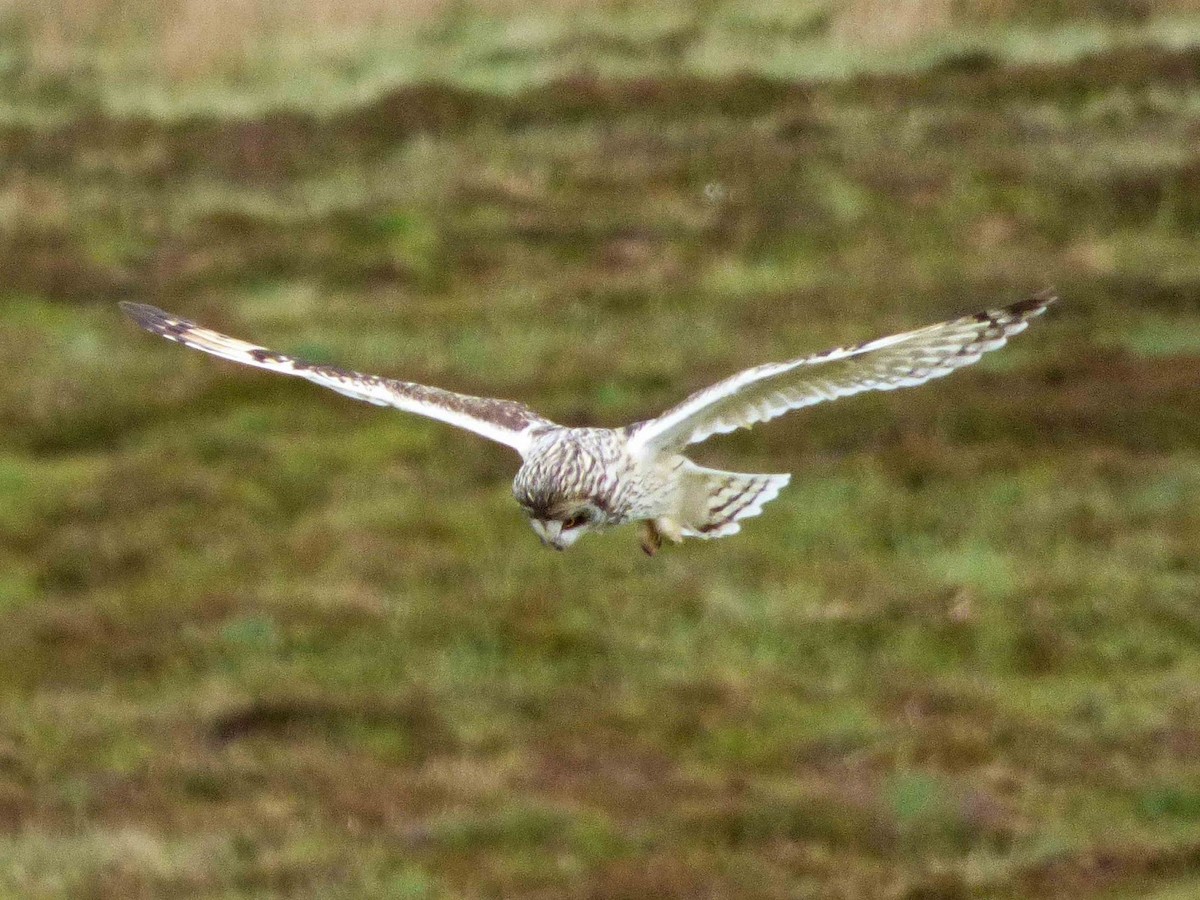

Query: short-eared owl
left=120, top=293, right=1053, bottom=554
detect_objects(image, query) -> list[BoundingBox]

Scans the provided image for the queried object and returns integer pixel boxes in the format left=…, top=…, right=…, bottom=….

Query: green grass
left=2, top=2, right=1200, bottom=897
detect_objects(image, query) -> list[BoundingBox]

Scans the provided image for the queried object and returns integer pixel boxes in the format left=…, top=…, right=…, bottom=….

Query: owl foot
left=641, top=518, right=684, bottom=555
left=641, top=520, right=662, bottom=556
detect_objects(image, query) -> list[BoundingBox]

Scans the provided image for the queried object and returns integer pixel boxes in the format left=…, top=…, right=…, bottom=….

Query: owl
left=120, top=292, right=1053, bottom=554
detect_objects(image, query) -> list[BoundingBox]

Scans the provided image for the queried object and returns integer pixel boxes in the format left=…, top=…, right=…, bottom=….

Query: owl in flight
left=121, top=293, right=1053, bottom=554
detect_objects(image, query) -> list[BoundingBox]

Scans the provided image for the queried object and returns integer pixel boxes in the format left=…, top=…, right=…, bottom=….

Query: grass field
left=3, top=1, right=1200, bottom=896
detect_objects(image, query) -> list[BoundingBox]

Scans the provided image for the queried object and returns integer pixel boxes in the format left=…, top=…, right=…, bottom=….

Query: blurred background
left=2, top=0, right=1200, bottom=896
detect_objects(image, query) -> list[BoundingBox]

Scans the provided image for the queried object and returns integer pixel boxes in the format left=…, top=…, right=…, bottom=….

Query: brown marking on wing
left=119, top=302, right=551, bottom=448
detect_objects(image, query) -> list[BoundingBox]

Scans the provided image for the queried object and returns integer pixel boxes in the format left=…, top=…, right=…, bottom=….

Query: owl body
left=512, top=428, right=684, bottom=548
left=510, top=426, right=789, bottom=551
left=120, top=294, right=1054, bottom=554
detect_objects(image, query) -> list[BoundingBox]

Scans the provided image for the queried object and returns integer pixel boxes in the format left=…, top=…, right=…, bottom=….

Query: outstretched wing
left=627, top=292, right=1055, bottom=454
left=120, top=303, right=553, bottom=456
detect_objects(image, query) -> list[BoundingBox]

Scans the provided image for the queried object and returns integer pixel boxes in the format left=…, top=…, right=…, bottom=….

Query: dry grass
left=3, top=0, right=600, bottom=78
left=832, top=0, right=955, bottom=47
left=7, top=0, right=1200, bottom=82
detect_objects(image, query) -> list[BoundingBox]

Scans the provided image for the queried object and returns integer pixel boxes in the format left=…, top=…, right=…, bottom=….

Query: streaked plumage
left=120, top=292, right=1054, bottom=553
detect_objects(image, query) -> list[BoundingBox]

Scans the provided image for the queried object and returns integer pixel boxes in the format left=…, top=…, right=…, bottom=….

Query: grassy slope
left=2, top=2, right=1200, bottom=897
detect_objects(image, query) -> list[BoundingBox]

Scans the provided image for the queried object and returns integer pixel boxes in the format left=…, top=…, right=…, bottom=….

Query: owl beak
left=532, top=519, right=566, bottom=550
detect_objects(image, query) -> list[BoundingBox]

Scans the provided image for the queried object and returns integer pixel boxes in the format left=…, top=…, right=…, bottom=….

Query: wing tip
left=1005, top=288, right=1057, bottom=320
left=120, top=301, right=175, bottom=332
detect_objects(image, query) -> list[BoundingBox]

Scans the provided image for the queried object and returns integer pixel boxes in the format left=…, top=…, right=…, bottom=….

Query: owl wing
left=120, top=303, right=554, bottom=456
left=626, top=292, right=1055, bottom=455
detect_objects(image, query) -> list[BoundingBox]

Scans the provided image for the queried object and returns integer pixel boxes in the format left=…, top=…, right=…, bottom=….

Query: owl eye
left=563, top=512, right=590, bottom=530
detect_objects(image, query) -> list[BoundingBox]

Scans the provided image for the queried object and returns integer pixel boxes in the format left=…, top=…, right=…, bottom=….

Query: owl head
left=523, top=498, right=606, bottom=550
left=512, top=432, right=616, bottom=550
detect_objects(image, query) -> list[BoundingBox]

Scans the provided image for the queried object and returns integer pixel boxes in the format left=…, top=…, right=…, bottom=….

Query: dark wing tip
left=118, top=301, right=166, bottom=328
left=1006, top=288, right=1057, bottom=319
left=119, top=302, right=194, bottom=337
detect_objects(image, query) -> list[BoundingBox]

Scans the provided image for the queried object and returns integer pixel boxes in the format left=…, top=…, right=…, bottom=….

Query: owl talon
left=641, top=521, right=662, bottom=556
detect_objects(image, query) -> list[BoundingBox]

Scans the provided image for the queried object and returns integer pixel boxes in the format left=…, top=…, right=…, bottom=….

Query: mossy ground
left=2, top=2, right=1200, bottom=896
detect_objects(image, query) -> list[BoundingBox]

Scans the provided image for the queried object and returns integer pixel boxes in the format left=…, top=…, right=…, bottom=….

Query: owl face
left=525, top=500, right=605, bottom=550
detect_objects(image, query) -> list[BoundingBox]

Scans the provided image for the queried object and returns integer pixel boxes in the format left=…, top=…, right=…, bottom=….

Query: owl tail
left=679, top=465, right=791, bottom=539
